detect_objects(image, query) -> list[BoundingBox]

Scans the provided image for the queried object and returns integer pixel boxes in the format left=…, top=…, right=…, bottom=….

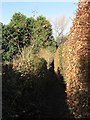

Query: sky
left=1, top=2, right=78, bottom=35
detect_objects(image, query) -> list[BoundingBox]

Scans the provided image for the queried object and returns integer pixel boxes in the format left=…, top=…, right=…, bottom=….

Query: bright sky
left=1, top=2, right=78, bottom=35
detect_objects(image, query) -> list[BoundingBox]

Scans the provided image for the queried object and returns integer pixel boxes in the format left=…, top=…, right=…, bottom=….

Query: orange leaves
left=61, top=1, right=90, bottom=118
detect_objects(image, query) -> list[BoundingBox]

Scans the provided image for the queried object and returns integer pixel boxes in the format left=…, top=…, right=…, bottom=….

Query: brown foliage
left=62, top=1, right=90, bottom=118
left=54, top=48, right=60, bottom=75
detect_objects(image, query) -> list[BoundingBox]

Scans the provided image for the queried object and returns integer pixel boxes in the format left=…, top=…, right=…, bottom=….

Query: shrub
left=38, top=48, right=54, bottom=69
left=13, top=46, right=47, bottom=77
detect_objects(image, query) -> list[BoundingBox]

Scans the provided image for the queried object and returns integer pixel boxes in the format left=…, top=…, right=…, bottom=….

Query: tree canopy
left=2, top=12, right=55, bottom=62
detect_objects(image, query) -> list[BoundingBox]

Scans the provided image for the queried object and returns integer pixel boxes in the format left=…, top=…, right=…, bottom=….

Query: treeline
left=1, top=12, right=56, bottom=62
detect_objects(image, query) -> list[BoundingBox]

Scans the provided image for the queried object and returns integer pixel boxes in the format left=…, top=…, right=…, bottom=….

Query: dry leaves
left=62, top=1, right=90, bottom=118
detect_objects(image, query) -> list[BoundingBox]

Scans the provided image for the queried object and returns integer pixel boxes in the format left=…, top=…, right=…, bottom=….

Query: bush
left=58, top=44, right=63, bottom=74
left=3, top=49, right=48, bottom=119
left=38, top=48, right=54, bottom=69
left=13, top=46, right=47, bottom=77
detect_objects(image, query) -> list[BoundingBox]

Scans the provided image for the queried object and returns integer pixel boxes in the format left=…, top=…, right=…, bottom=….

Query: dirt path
left=39, top=75, right=71, bottom=119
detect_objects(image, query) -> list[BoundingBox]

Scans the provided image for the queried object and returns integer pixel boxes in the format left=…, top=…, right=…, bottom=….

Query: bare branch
left=52, top=16, right=69, bottom=43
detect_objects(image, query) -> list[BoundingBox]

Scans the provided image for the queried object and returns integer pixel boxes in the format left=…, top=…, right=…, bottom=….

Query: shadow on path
left=2, top=64, right=73, bottom=120
left=39, top=68, right=72, bottom=119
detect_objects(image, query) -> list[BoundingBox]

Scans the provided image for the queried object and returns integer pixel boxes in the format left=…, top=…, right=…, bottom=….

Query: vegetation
left=2, top=1, right=90, bottom=119
left=62, top=1, right=90, bottom=118
left=52, top=16, right=68, bottom=44
left=2, top=12, right=64, bottom=119
left=2, top=12, right=55, bottom=63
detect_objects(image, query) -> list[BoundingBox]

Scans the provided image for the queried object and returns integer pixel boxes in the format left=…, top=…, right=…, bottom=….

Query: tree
left=2, top=12, right=27, bottom=62
left=2, top=24, right=20, bottom=62
left=0, top=22, right=2, bottom=49
left=2, top=13, right=55, bottom=62
left=9, top=12, right=26, bottom=29
left=29, top=15, right=55, bottom=53
left=52, top=16, right=69, bottom=44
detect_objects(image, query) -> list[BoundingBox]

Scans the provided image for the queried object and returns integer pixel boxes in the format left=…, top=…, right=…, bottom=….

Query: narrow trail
left=2, top=47, right=73, bottom=119
left=39, top=73, right=71, bottom=119
left=38, top=46, right=71, bottom=119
